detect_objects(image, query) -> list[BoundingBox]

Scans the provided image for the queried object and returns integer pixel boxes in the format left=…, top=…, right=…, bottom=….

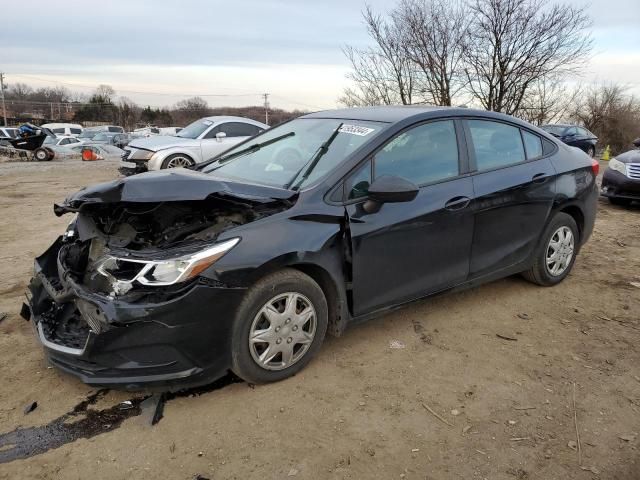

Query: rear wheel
left=161, top=154, right=195, bottom=169
left=522, top=212, right=579, bottom=286
left=609, top=197, right=632, bottom=207
left=231, top=269, right=328, bottom=384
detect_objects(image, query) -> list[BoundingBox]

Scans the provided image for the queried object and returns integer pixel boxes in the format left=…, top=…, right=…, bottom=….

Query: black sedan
left=23, top=107, right=599, bottom=390
left=541, top=124, right=598, bottom=157
left=601, top=138, right=640, bottom=206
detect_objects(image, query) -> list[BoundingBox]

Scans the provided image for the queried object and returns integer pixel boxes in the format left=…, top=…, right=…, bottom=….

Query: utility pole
left=0, top=73, right=7, bottom=126
left=262, top=93, right=269, bottom=126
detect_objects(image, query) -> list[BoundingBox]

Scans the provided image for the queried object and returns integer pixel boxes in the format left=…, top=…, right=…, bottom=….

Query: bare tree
left=95, top=84, right=116, bottom=103
left=514, top=78, right=583, bottom=125
left=464, top=0, right=592, bottom=115
left=398, top=0, right=468, bottom=106
left=569, top=83, right=640, bottom=154
left=340, top=5, right=417, bottom=107
left=117, top=97, right=141, bottom=131
left=173, top=96, right=210, bottom=124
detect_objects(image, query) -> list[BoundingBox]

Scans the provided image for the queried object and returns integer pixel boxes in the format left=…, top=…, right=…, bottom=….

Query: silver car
left=119, top=116, right=268, bottom=175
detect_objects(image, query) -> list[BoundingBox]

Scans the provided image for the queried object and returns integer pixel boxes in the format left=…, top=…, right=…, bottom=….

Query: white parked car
left=133, top=126, right=161, bottom=137
left=120, top=116, right=268, bottom=175
left=43, top=135, right=82, bottom=147
left=41, top=123, right=83, bottom=137
left=0, top=126, right=19, bottom=139
left=159, top=126, right=182, bottom=136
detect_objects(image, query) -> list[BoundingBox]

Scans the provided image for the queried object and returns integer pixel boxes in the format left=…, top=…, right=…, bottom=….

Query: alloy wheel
left=546, top=226, right=575, bottom=276
left=248, top=292, right=317, bottom=371
left=166, top=156, right=194, bottom=168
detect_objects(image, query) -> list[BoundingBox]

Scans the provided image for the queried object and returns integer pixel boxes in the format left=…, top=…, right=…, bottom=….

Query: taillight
left=591, top=158, right=599, bottom=176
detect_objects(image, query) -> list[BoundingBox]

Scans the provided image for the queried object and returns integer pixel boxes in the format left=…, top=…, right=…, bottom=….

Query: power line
left=10, top=74, right=263, bottom=98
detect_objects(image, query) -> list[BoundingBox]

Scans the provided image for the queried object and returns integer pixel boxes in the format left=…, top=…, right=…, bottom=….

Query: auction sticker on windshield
left=339, top=125, right=375, bottom=136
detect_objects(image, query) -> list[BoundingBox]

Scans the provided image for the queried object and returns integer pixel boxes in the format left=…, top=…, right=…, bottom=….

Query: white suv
left=120, top=116, right=268, bottom=175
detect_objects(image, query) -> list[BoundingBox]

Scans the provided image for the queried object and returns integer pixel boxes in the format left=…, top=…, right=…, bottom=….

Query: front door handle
left=532, top=173, right=548, bottom=184
left=444, top=196, right=471, bottom=211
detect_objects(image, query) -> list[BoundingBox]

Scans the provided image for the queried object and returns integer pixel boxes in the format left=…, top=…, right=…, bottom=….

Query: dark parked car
left=541, top=124, right=598, bottom=157
left=87, top=132, right=130, bottom=149
left=601, top=138, right=640, bottom=206
left=23, top=107, right=599, bottom=390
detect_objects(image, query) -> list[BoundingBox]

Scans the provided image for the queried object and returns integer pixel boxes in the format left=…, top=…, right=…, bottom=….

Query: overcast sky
left=1, top=0, right=638, bottom=111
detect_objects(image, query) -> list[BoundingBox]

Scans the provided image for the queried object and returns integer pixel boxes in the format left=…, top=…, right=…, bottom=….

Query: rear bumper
left=23, top=237, right=246, bottom=391
left=601, top=169, right=640, bottom=200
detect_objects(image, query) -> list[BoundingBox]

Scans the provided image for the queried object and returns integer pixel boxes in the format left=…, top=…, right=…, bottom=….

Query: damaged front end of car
left=22, top=170, right=295, bottom=390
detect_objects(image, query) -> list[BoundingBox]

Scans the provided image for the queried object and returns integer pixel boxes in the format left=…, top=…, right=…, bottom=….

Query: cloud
left=1, top=0, right=637, bottom=109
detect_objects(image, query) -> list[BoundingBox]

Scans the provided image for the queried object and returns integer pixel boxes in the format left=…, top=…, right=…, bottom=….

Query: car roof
left=302, top=106, right=529, bottom=125
left=542, top=123, right=574, bottom=128
left=202, top=116, right=267, bottom=126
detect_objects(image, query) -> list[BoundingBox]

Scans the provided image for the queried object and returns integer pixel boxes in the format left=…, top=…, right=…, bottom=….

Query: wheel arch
left=238, top=253, right=350, bottom=338
left=556, top=203, right=585, bottom=243
left=289, top=263, right=345, bottom=337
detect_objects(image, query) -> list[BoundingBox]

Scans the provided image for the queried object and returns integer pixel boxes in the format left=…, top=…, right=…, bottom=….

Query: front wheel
left=522, top=212, right=579, bottom=286
left=33, top=147, right=50, bottom=161
left=161, top=154, right=195, bottom=169
left=231, top=269, right=328, bottom=384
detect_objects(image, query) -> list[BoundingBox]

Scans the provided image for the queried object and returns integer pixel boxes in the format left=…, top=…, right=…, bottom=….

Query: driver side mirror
left=216, top=132, right=227, bottom=142
left=363, top=175, right=418, bottom=213
left=633, top=138, right=640, bottom=148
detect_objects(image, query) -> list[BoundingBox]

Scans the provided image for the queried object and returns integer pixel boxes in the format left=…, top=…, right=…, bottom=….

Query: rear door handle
left=532, top=173, right=548, bottom=184
left=444, top=196, right=471, bottom=211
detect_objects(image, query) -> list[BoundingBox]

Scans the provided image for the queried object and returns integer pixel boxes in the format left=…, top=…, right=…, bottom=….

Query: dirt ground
left=0, top=157, right=638, bottom=480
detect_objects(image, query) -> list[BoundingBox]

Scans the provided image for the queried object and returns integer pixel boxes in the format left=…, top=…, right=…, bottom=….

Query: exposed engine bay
left=58, top=195, right=289, bottom=297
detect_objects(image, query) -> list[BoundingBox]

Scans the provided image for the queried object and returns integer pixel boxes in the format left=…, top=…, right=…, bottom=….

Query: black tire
left=231, top=269, right=328, bottom=384
left=161, top=153, right=195, bottom=169
left=609, top=197, right=632, bottom=207
left=522, top=212, right=579, bottom=286
left=586, top=146, right=595, bottom=158
left=33, top=147, right=50, bottom=161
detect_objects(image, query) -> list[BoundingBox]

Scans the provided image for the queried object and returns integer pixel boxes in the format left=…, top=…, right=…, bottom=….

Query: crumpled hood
left=616, top=149, right=640, bottom=164
left=54, top=169, right=296, bottom=215
left=128, top=135, right=200, bottom=151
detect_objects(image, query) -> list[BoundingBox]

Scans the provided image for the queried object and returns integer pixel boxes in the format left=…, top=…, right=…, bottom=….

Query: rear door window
left=467, top=120, right=526, bottom=171
left=70, top=128, right=82, bottom=135
left=52, top=128, right=65, bottom=134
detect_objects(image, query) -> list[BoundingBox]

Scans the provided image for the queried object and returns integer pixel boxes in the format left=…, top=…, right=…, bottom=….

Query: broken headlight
left=129, top=149, right=156, bottom=161
left=98, top=238, right=240, bottom=288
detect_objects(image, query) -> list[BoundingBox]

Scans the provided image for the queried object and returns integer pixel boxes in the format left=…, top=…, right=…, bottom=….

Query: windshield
left=43, top=136, right=56, bottom=145
left=177, top=119, right=212, bottom=139
left=92, top=133, right=109, bottom=141
left=203, top=118, right=385, bottom=189
left=541, top=125, right=567, bottom=136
